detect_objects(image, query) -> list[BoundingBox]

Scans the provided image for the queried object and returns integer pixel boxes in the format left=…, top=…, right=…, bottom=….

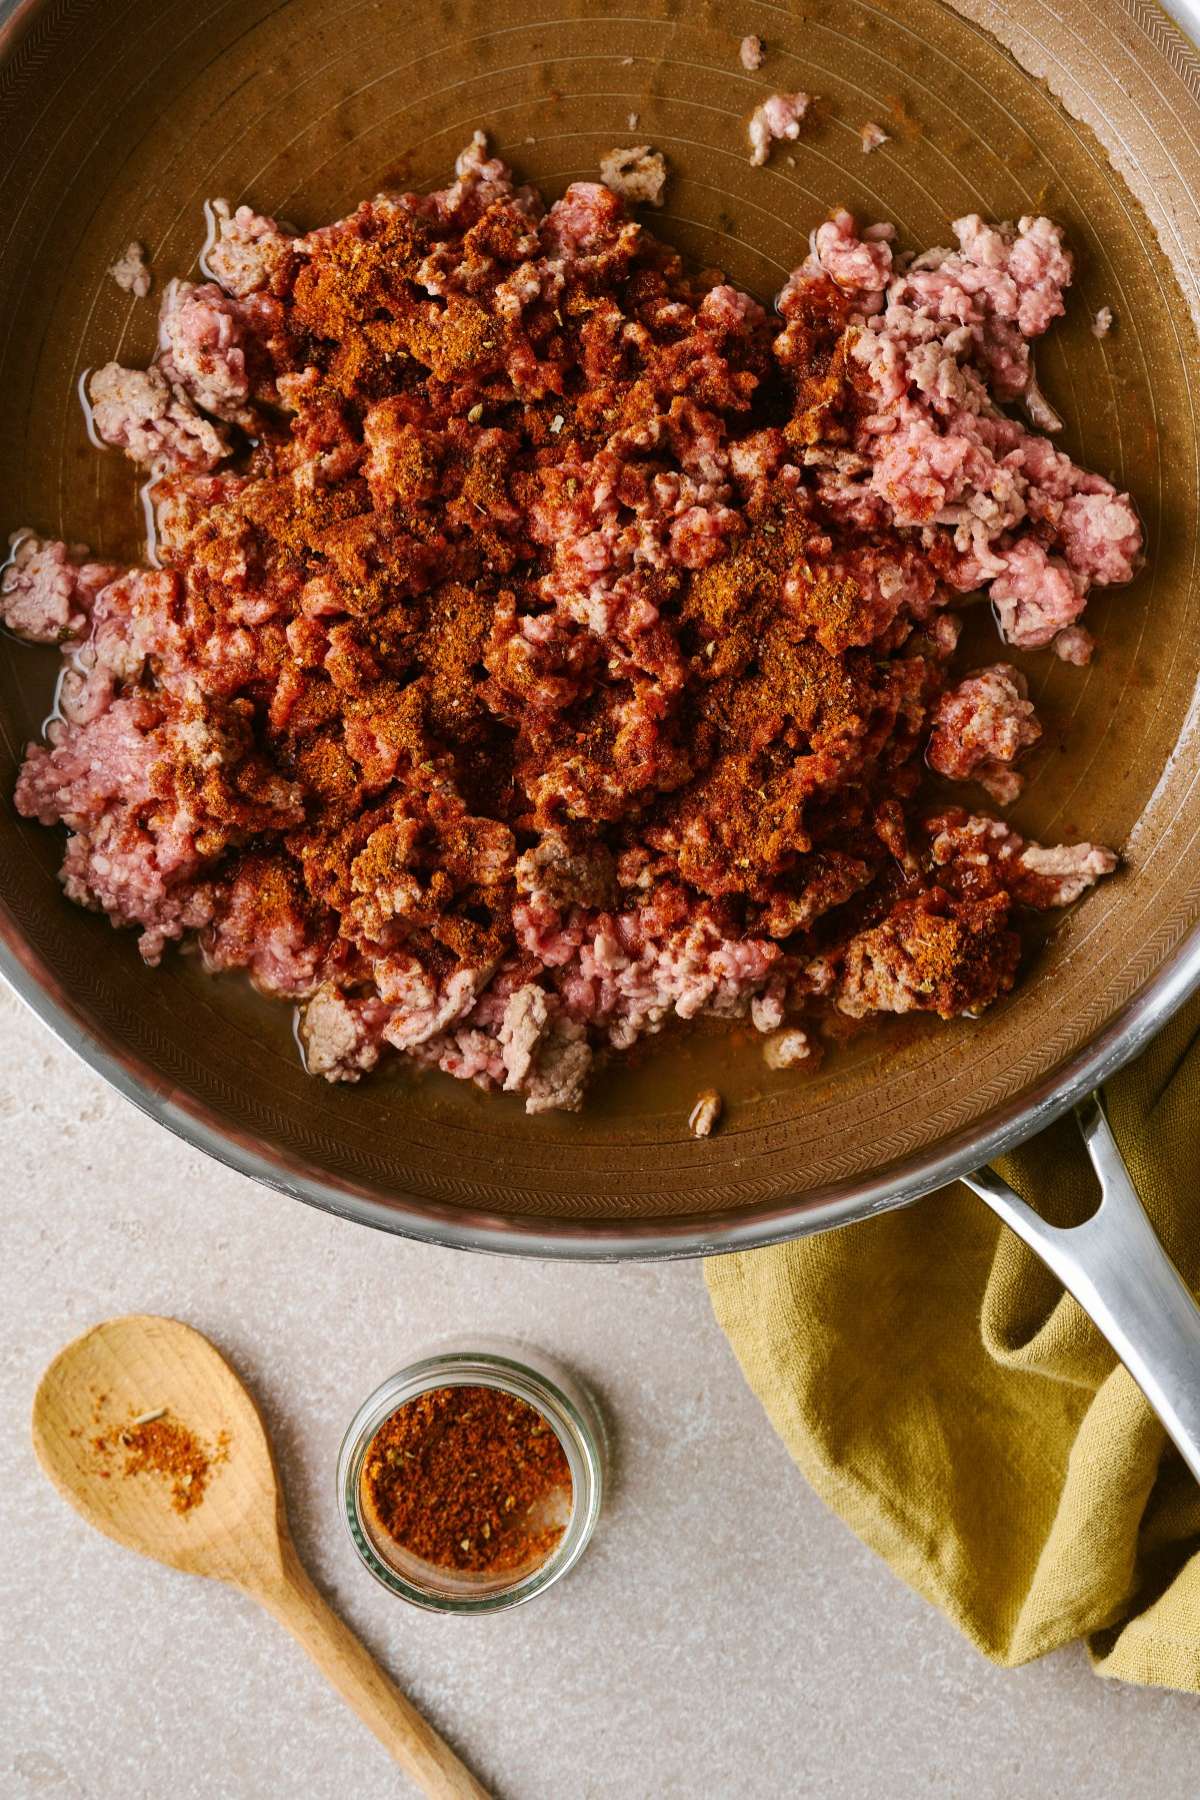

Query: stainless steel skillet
left=1, top=0, right=1200, bottom=1463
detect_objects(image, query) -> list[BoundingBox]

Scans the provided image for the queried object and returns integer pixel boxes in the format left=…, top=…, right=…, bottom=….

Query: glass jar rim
left=338, top=1342, right=605, bottom=1614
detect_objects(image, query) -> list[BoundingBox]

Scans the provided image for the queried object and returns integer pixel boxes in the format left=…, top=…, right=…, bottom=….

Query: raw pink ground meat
left=1052, top=624, right=1094, bottom=666
left=4, top=141, right=1134, bottom=1113
left=926, top=664, right=1041, bottom=804
left=157, top=279, right=254, bottom=421
left=988, top=541, right=1085, bottom=648
left=748, top=93, right=811, bottom=165
left=87, top=362, right=229, bottom=472
left=784, top=210, right=1142, bottom=642
left=203, top=199, right=293, bottom=297
left=1, top=533, right=120, bottom=644
left=808, top=211, right=895, bottom=300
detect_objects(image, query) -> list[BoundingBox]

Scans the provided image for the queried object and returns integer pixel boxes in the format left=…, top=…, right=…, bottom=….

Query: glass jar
left=338, top=1340, right=606, bottom=1613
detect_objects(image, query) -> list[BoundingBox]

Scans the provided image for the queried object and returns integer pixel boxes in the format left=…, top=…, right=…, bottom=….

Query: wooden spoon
left=31, top=1313, right=490, bottom=1800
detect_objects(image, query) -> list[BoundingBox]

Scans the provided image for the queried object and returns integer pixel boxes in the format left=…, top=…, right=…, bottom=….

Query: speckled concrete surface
left=3, top=981, right=1198, bottom=1799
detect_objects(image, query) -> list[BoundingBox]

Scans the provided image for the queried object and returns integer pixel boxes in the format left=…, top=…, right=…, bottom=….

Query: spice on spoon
left=88, top=1404, right=230, bottom=1514
left=361, top=1385, right=572, bottom=1576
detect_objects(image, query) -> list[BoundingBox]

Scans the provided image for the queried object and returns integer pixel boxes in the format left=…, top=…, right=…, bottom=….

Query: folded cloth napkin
left=706, top=992, right=1200, bottom=1689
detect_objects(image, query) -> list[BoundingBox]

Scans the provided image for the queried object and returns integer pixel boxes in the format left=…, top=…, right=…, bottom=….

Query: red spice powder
left=89, top=1407, right=230, bottom=1515
left=361, top=1384, right=572, bottom=1576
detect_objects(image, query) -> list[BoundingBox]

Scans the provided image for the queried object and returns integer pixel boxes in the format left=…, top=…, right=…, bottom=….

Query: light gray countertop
left=3, top=980, right=1197, bottom=1799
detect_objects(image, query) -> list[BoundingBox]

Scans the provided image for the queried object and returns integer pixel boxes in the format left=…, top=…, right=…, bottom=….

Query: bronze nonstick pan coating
left=1, top=0, right=1198, bottom=1255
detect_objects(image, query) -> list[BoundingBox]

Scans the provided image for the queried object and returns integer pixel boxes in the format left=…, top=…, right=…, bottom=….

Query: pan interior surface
left=0, top=0, right=1198, bottom=1245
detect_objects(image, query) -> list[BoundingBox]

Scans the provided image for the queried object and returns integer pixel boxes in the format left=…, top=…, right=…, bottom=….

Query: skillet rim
left=2, top=904, right=1197, bottom=1260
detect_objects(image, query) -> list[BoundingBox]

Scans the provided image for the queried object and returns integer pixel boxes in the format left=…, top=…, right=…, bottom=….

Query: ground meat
left=299, top=983, right=386, bottom=1079
left=498, top=983, right=551, bottom=1089
left=379, top=963, right=493, bottom=1052
left=59, top=815, right=217, bottom=966
left=157, top=280, right=254, bottom=422
left=515, top=896, right=785, bottom=1052
left=87, top=362, right=230, bottom=473
left=739, top=35, right=765, bottom=71
left=748, top=93, right=811, bottom=165
left=1017, top=840, right=1118, bottom=903
left=108, top=241, right=152, bottom=298
left=1092, top=306, right=1114, bottom=339
left=204, top=199, right=293, bottom=297
left=516, top=833, right=617, bottom=909
left=7, top=140, right=1129, bottom=1114
left=750, top=984, right=786, bottom=1031
left=926, top=664, right=1041, bottom=804
left=837, top=890, right=1020, bottom=1019
left=762, top=1027, right=815, bottom=1069
left=989, top=541, right=1085, bottom=647
left=786, top=209, right=1141, bottom=640
left=1052, top=624, right=1094, bottom=665
left=598, top=145, right=668, bottom=208
left=520, top=1012, right=593, bottom=1113
left=1059, top=490, right=1142, bottom=585
left=927, top=810, right=1118, bottom=908
left=689, top=1089, right=722, bottom=1136
left=859, top=121, right=889, bottom=154
left=1, top=532, right=120, bottom=643
left=805, top=210, right=894, bottom=302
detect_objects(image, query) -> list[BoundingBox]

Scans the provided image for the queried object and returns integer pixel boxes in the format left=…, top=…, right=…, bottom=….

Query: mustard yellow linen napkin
left=706, top=993, right=1200, bottom=1688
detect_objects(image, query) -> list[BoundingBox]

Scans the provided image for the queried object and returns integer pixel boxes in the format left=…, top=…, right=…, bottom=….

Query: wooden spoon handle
left=250, top=1540, right=491, bottom=1799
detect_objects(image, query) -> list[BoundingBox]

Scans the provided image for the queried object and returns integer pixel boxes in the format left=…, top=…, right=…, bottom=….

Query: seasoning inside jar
left=359, top=1384, right=573, bottom=1584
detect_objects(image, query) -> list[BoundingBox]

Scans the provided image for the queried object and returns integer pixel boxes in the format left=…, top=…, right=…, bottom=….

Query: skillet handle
left=963, top=1094, right=1200, bottom=1483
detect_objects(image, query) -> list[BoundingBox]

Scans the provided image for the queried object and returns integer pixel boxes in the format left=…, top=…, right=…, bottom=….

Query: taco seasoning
left=339, top=1346, right=605, bottom=1613
left=86, top=1402, right=229, bottom=1515
left=361, top=1385, right=571, bottom=1575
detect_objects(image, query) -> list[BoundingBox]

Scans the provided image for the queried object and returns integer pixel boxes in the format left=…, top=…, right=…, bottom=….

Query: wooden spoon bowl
left=34, top=1313, right=278, bottom=1573
left=32, top=1314, right=489, bottom=1800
